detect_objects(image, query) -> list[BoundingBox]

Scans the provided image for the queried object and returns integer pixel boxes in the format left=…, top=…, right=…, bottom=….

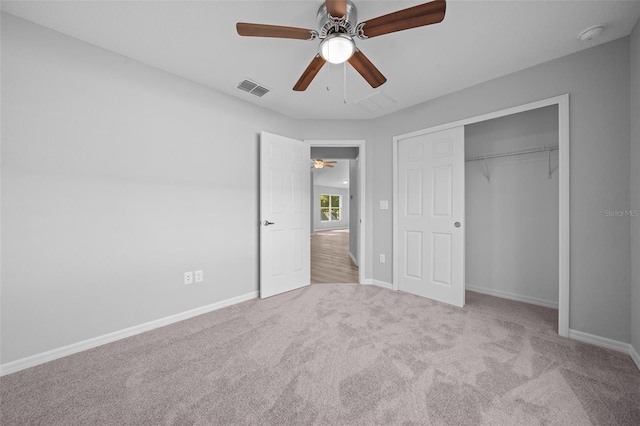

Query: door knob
left=263, top=220, right=275, bottom=226
left=454, top=222, right=461, bottom=228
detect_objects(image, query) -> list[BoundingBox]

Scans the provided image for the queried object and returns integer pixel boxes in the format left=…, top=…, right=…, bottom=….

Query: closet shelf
left=465, top=145, right=559, bottom=162
left=465, top=145, right=559, bottom=182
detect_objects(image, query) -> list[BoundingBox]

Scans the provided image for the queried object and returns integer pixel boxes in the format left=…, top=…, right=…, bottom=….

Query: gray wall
left=465, top=106, right=559, bottom=307
left=0, top=14, right=299, bottom=364
left=2, top=12, right=637, bottom=365
left=313, top=185, right=349, bottom=231
left=310, top=147, right=359, bottom=160
left=630, top=19, right=640, bottom=358
left=370, top=37, right=631, bottom=342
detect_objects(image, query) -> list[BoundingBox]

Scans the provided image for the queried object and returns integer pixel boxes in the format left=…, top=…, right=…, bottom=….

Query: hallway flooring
left=310, top=229, right=359, bottom=284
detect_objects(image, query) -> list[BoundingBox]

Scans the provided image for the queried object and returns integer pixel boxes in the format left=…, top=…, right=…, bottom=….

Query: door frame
left=392, top=94, right=570, bottom=337
left=306, top=139, right=366, bottom=284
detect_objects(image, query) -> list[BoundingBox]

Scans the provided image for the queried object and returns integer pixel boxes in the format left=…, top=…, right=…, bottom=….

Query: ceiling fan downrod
left=317, top=1, right=358, bottom=39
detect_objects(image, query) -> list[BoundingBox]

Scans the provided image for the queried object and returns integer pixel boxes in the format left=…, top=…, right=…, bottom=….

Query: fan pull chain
left=326, top=63, right=330, bottom=91
left=343, top=62, right=347, bottom=104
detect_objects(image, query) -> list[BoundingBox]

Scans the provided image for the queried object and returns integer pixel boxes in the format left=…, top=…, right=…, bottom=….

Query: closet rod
left=465, top=145, right=559, bottom=162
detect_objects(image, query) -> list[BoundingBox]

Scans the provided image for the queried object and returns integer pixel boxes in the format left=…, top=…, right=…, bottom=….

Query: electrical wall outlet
left=379, top=200, right=389, bottom=210
left=184, top=271, right=193, bottom=285
left=195, top=270, right=203, bottom=283
left=379, top=254, right=386, bottom=263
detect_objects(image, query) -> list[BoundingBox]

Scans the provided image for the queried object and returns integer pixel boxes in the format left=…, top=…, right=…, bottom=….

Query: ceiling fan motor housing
left=317, top=0, right=358, bottom=38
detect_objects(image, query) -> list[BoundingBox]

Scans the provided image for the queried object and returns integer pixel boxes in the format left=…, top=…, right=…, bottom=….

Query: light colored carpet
left=1, top=285, right=639, bottom=425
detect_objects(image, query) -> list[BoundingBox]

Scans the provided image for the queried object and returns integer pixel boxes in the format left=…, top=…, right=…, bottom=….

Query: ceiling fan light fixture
left=319, top=34, right=355, bottom=64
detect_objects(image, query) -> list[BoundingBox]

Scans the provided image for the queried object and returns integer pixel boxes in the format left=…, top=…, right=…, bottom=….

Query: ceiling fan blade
left=326, top=0, right=347, bottom=18
left=359, top=0, right=446, bottom=39
left=293, top=55, right=327, bottom=91
left=236, top=23, right=315, bottom=40
left=325, top=164, right=335, bottom=168
left=325, top=161, right=338, bottom=164
left=348, top=49, right=387, bottom=88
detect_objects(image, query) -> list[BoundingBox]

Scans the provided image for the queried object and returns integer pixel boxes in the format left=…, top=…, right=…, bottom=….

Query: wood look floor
left=311, top=229, right=359, bottom=284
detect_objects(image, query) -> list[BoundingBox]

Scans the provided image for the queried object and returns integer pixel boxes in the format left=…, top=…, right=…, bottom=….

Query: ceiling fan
left=311, top=159, right=337, bottom=169
left=236, top=0, right=446, bottom=91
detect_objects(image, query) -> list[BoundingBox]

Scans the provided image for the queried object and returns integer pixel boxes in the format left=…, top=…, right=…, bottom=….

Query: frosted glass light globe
left=319, top=34, right=355, bottom=64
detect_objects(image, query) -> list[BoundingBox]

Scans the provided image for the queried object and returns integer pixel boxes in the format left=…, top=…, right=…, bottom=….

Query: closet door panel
left=397, top=126, right=465, bottom=307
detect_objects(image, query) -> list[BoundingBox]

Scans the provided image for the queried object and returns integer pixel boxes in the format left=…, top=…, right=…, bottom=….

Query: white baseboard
left=362, top=279, right=393, bottom=290
left=348, top=251, right=358, bottom=267
left=466, top=284, right=558, bottom=309
left=569, top=329, right=640, bottom=371
left=568, top=329, right=631, bottom=353
left=630, top=345, right=640, bottom=371
left=313, top=227, right=349, bottom=233
left=0, top=291, right=258, bottom=377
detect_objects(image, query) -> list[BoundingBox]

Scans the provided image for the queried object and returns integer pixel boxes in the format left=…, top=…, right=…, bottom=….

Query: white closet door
left=260, top=131, right=310, bottom=298
left=397, top=127, right=465, bottom=307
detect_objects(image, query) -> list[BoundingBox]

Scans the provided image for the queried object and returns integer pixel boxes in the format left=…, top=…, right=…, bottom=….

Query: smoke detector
left=578, top=25, right=604, bottom=42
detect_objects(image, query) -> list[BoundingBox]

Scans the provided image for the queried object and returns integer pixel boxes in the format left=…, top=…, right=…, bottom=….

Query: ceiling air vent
left=237, top=79, right=270, bottom=97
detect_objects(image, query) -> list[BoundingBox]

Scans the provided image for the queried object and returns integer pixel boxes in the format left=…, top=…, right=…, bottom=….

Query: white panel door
left=397, top=127, right=465, bottom=307
left=260, top=131, right=310, bottom=298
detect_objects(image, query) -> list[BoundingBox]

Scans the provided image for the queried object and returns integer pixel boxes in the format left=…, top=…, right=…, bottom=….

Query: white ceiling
left=313, top=160, right=350, bottom=188
left=3, top=1, right=640, bottom=120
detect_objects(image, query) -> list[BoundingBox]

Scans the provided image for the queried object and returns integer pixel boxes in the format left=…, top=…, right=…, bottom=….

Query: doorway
left=306, top=140, right=366, bottom=284
left=310, top=159, right=357, bottom=283
left=392, top=94, right=570, bottom=337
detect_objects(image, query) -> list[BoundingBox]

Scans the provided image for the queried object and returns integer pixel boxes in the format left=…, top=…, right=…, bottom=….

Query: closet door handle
left=454, top=222, right=461, bottom=228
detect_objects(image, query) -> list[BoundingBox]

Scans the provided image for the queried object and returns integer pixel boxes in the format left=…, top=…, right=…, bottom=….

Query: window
left=320, top=194, right=341, bottom=221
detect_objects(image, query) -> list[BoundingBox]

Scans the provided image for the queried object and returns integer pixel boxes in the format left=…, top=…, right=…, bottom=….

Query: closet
left=465, top=105, right=560, bottom=308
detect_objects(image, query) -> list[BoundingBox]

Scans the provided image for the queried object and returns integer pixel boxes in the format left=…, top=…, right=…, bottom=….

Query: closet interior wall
left=465, top=105, right=560, bottom=308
